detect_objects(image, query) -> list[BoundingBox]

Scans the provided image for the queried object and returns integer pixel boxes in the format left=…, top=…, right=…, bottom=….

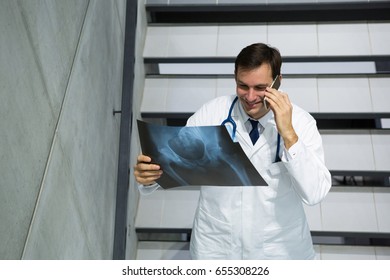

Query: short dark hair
left=234, top=43, right=282, bottom=79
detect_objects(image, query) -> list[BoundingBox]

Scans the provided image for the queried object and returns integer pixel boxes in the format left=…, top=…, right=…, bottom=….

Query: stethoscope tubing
left=221, top=96, right=281, bottom=163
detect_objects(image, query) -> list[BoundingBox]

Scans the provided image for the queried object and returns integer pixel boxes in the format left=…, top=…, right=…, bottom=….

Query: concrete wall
left=0, top=0, right=129, bottom=259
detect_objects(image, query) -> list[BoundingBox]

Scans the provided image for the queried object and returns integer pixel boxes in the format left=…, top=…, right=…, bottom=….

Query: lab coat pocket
left=190, top=207, right=232, bottom=259
left=262, top=162, right=289, bottom=200
left=263, top=219, right=314, bottom=259
left=267, top=161, right=287, bottom=177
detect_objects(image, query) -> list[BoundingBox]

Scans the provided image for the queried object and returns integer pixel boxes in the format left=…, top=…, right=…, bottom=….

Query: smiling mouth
left=244, top=99, right=263, bottom=107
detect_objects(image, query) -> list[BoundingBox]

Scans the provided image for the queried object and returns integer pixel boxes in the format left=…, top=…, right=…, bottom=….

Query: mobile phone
left=270, top=75, right=280, bottom=90
left=264, top=75, right=280, bottom=110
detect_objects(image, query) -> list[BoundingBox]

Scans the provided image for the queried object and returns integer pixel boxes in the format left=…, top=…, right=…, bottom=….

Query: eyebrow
left=236, top=80, right=268, bottom=87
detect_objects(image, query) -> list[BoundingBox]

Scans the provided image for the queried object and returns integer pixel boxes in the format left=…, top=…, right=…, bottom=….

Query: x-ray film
left=137, top=120, right=268, bottom=189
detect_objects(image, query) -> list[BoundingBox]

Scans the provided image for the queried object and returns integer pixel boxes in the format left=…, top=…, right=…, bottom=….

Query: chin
left=248, top=108, right=268, bottom=119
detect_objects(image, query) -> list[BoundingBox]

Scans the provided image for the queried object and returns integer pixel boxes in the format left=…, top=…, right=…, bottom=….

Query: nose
left=246, top=88, right=257, bottom=102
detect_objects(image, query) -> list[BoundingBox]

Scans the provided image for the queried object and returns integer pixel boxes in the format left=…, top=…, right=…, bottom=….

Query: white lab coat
left=140, top=95, right=331, bottom=259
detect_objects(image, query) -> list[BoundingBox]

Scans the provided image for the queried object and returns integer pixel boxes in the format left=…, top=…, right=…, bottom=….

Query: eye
left=238, top=84, right=249, bottom=90
left=255, top=86, right=267, bottom=91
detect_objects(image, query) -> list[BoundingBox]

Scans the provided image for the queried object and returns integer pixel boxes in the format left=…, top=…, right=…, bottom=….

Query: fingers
left=265, top=87, right=291, bottom=111
left=264, top=88, right=296, bottom=143
left=134, top=154, right=162, bottom=185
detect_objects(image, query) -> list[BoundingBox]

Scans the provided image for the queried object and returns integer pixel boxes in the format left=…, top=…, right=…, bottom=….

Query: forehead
left=236, top=63, right=273, bottom=82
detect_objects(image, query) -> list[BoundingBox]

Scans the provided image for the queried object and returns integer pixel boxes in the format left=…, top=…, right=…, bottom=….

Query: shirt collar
left=236, top=99, right=273, bottom=128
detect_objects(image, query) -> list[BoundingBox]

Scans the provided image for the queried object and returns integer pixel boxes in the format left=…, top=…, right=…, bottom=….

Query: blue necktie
left=249, top=119, right=259, bottom=145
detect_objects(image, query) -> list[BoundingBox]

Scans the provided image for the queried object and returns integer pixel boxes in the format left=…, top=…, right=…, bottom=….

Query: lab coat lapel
left=231, top=101, right=278, bottom=157
left=248, top=119, right=279, bottom=158
left=247, top=125, right=267, bottom=157
left=235, top=120, right=252, bottom=150
left=235, top=118, right=274, bottom=156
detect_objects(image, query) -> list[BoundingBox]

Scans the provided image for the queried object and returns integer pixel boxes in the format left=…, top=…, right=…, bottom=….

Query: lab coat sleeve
left=186, top=95, right=231, bottom=127
left=137, top=183, right=161, bottom=195
left=282, top=115, right=332, bottom=206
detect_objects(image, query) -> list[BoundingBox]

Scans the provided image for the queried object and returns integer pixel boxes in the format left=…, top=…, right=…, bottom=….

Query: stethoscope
left=221, top=96, right=281, bottom=163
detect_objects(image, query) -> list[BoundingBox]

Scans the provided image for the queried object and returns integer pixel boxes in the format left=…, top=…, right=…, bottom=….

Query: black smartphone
left=264, top=75, right=280, bottom=110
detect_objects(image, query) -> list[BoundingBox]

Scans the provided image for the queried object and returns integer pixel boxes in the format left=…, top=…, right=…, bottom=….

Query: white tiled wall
left=317, top=23, right=371, bottom=56
left=165, top=79, right=216, bottom=113
left=321, top=187, right=378, bottom=232
left=137, top=242, right=390, bottom=260
left=370, top=78, right=390, bottom=112
left=141, top=77, right=390, bottom=114
left=319, top=245, right=377, bottom=260
left=322, top=133, right=376, bottom=171
left=281, top=78, right=319, bottom=112
left=320, top=132, right=390, bottom=172
left=146, top=0, right=376, bottom=4
left=368, top=22, right=390, bottom=55
left=143, top=23, right=390, bottom=57
left=267, top=24, right=318, bottom=56
left=217, top=25, right=267, bottom=57
left=141, top=78, right=169, bottom=112
left=135, top=188, right=200, bottom=229
left=372, top=134, right=390, bottom=171
left=374, top=187, right=390, bottom=232
left=139, top=5, right=390, bottom=261
left=167, top=26, right=219, bottom=57
left=318, top=78, right=372, bottom=113
left=136, top=187, right=390, bottom=234
left=136, top=187, right=390, bottom=259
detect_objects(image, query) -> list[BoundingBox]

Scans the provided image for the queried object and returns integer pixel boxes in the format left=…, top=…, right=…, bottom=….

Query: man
left=134, top=43, right=331, bottom=259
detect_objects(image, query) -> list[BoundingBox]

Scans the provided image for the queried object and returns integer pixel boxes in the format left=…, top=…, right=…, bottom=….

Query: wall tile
left=318, top=0, right=368, bottom=2
left=142, top=78, right=169, bottom=112
left=167, top=26, right=218, bottom=57
left=219, top=0, right=267, bottom=3
left=320, top=245, right=377, bottom=260
left=318, top=78, right=372, bottom=112
left=268, top=24, right=318, bottom=56
left=371, top=134, right=390, bottom=171
left=318, top=23, right=371, bottom=56
left=368, top=23, right=390, bottom=55
left=303, top=203, right=322, bottom=231
left=375, top=247, right=390, bottom=260
left=137, top=242, right=191, bottom=260
left=216, top=78, right=237, bottom=97
left=161, top=190, right=199, bottom=228
left=143, top=26, right=170, bottom=57
left=369, top=78, right=390, bottom=112
left=373, top=188, right=390, bottom=233
left=381, top=119, right=390, bottom=129
left=170, top=0, right=216, bottom=4
left=146, top=0, right=169, bottom=4
left=136, top=241, right=164, bottom=260
left=166, top=79, right=216, bottom=112
left=217, top=25, right=267, bottom=57
left=135, top=190, right=165, bottom=228
left=321, top=133, right=375, bottom=171
left=282, top=78, right=319, bottom=112
left=321, top=187, right=378, bottom=232
left=270, top=0, right=316, bottom=3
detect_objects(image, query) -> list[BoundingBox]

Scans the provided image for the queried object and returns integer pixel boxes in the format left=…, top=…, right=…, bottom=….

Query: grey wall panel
left=0, top=0, right=88, bottom=259
left=21, top=141, right=93, bottom=259
left=0, top=0, right=129, bottom=259
left=126, top=0, right=149, bottom=259
left=22, top=0, right=124, bottom=259
left=16, top=0, right=90, bottom=114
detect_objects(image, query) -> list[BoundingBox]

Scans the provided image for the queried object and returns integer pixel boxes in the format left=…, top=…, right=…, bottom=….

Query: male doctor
left=134, top=43, right=332, bottom=259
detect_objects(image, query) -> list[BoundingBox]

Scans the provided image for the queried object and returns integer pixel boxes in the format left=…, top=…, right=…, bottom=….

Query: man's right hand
left=133, top=154, right=162, bottom=185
